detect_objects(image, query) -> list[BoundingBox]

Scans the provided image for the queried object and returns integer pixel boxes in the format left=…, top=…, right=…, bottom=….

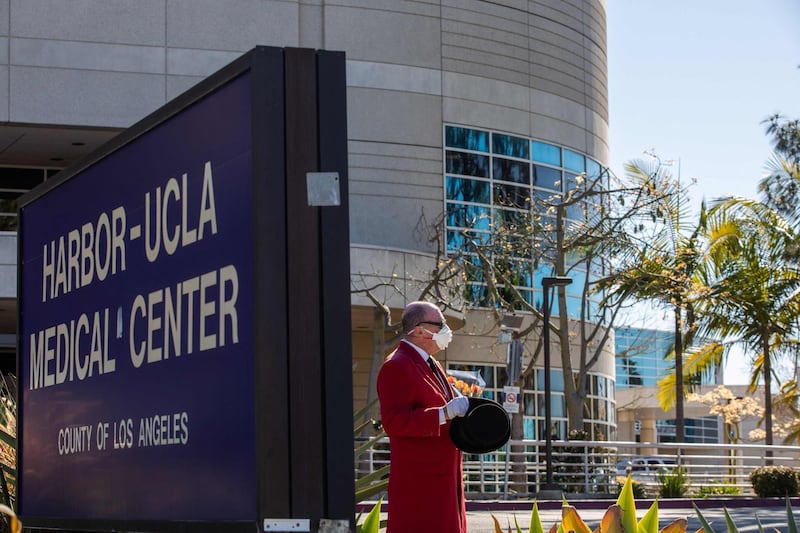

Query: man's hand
left=445, top=396, right=469, bottom=419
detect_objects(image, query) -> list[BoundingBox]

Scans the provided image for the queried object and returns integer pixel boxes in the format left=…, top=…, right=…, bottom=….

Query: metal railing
left=355, top=438, right=800, bottom=498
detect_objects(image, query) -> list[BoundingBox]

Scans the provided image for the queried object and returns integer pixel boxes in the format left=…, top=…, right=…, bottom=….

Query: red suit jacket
left=377, top=340, right=466, bottom=533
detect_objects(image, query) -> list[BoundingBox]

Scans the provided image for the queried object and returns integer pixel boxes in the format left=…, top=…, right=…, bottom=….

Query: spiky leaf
left=659, top=517, right=688, bottom=533
left=599, top=504, right=624, bottom=533
left=617, top=474, right=638, bottom=533
left=356, top=498, right=382, bottom=533
left=562, top=505, right=592, bottom=533
left=693, top=504, right=715, bottom=533
left=638, top=500, right=659, bottom=533
left=530, top=500, right=545, bottom=533
left=787, top=497, right=797, bottom=533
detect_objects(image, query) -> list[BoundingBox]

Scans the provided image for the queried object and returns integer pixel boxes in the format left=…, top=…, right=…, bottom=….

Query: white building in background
left=0, top=1, right=615, bottom=438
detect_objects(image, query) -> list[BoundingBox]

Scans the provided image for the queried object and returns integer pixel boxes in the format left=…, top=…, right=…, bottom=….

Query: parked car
left=616, top=456, right=676, bottom=482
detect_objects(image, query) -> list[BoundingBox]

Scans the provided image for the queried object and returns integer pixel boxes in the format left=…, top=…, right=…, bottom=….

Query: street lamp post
left=541, top=276, right=572, bottom=492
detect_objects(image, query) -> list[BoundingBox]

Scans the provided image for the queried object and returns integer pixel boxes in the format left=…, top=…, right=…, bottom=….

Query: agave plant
left=491, top=475, right=688, bottom=533
left=488, top=474, right=799, bottom=533
left=353, top=399, right=389, bottom=503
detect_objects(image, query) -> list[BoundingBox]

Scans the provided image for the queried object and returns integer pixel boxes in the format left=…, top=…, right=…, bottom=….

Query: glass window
left=446, top=176, right=491, bottom=203
left=447, top=229, right=488, bottom=253
left=465, top=255, right=485, bottom=283
left=523, top=419, right=535, bottom=439
left=493, top=157, right=530, bottom=185
left=446, top=151, right=489, bottom=177
left=564, top=172, right=580, bottom=193
left=492, top=133, right=529, bottom=159
left=464, top=283, right=489, bottom=307
left=586, top=159, right=601, bottom=180
left=532, top=165, right=561, bottom=191
left=493, top=183, right=530, bottom=210
left=532, top=141, right=561, bottom=166
left=494, top=207, right=530, bottom=232
left=446, top=202, right=491, bottom=231
left=445, top=126, right=489, bottom=152
left=538, top=395, right=565, bottom=418
left=564, top=149, right=585, bottom=173
left=537, top=369, right=564, bottom=392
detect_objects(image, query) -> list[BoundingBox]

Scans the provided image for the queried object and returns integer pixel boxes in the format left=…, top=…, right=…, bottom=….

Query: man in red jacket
left=377, top=301, right=470, bottom=533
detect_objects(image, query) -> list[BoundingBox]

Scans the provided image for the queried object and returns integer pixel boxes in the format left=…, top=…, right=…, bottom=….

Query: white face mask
left=425, top=324, right=453, bottom=350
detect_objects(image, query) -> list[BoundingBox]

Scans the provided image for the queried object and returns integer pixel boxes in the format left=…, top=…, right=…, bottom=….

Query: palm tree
left=701, top=198, right=800, bottom=454
left=600, top=158, right=711, bottom=443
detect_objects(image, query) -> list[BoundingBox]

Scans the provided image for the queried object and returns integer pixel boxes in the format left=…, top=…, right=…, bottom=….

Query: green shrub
left=695, top=481, right=741, bottom=498
left=749, top=465, right=799, bottom=497
left=616, top=477, right=647, bottom=499
left=657, top=466, right=689, bottom=498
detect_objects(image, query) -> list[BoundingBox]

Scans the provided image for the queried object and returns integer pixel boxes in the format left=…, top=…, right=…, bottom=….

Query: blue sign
left=18, top=72, right=257, bottom=521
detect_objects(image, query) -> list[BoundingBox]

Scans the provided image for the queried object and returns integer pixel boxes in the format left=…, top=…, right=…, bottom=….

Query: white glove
left=445, top=396, right=469, bottom=419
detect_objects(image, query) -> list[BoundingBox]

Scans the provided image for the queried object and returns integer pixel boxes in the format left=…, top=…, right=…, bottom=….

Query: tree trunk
left=763, top=335, right=774, bottom=463
left=674, top=308, right=685, bottom=443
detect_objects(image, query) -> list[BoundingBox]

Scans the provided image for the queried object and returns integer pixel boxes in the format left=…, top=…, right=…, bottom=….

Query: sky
left=606, top=1, right=800, bottom=384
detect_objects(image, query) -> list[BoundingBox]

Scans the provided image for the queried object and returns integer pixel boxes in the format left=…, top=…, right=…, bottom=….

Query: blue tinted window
left=537, top=395, right=565, bottom=418
left=537, top=369, right=564, bottom=392
left=565, top=295, right=582, bottom=317
left=446, top=202, right=491, bottom=230
left=445, top=126, right=489, bottom=152
left=564, top=149, right=585, bottom=172
left=446, top=176, right=490, bottom=203
left=465, top=283, right=489, bottom=307
left=532, top=141, right=561, bottom=165
left=532, top=165, right=561, bottom=191
left=493, top=157, right=530, bottom=185
left=523, top=417, right=534, bottom=439
left=564, top=172, right=579, bottom=193
left=448, top=230, right=490, bottom=253
left=586, top=159, right=601, bottom=180
left=492, top=133, right=529, bottom=159
left=494, top=207, right=530, bottom=231
left=565, top=197, right=584, bottom=221
left=446, top=151, right=489, bottom=177
left=465, top=255, right=485, bottom=283
left=446, top=229, right=466, bottom=252
left=493, top=183, right=530, bottom=210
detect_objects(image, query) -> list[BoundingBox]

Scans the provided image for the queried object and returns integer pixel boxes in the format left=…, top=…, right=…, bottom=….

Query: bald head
left=402, top=301, right=442, bottom=334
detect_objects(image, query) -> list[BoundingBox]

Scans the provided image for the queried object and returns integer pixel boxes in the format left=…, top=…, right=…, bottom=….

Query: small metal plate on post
left=318, top=519, right=350, bottom=532
left=263, top=518, right=310, bottom=531
left=306, top=172, right=341, bottom=206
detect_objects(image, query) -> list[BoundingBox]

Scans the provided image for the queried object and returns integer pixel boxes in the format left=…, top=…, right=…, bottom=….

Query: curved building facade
left=0, top=1, right=613, bottom=438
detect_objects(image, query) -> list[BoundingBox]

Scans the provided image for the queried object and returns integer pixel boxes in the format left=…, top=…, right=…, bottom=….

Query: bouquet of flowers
left=446, top=370, right=485, bottom=397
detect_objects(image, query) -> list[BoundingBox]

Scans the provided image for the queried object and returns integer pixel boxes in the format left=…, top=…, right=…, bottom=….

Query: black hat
left=449, top=397, right=511, bottom=454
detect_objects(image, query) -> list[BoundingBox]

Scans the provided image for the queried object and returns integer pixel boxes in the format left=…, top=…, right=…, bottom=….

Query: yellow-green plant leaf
left=600, top=504, right=624, bottom=533
left=562, top=505, right=592, bottom=533
left=528, top=500, right=544, bottom=533
left=693, top=504, right=715, bottom=533
left=723, top=508, right=739, bottom=533
left=659, top=517, right=688, bottom=533
left=616, top=474, right=638, bottom=533
left=0, top=504, right=19, bottom=533
left=490, top=513, right=508, bottom=533
left=787, top=497, right=797, bottom=533
left=638, top=500, right=659, bottom=533
left=530, top=501, right=545, bottom=533
left=356, top=498, right=382, bottom=533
